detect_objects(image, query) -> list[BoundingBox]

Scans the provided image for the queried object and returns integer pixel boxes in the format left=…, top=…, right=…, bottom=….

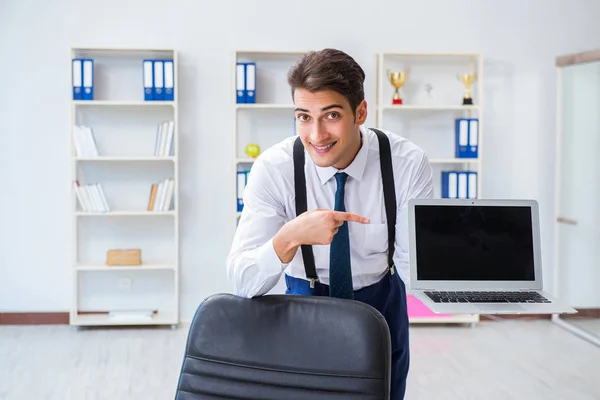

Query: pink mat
left=406, top=294, right=451, bottom=317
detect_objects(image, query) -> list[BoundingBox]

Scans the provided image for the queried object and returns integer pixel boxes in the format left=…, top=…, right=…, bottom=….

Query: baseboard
left=572, top=308, right=600, bottom=318
left=0, top=312, right=69, bottom=325
left=2, top=309, right=599, bottom=325
left=481, top=308, right=600, bottom=321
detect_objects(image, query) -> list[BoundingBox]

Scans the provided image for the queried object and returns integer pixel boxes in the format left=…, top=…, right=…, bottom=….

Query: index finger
left=333, top=211, right=370, bottom=224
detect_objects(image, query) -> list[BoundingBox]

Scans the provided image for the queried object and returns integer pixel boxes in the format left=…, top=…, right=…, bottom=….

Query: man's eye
left=297, top=114, right=310, bottom=121
left=327, top=112, right=340, bottom=119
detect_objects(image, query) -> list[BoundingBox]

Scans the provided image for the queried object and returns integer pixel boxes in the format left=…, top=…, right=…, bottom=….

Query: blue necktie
left=329, top=172, right=354, bottom=299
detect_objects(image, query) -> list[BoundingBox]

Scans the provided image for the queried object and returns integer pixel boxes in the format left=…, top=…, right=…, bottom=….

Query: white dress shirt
left=227, top=126, right=434, bottom=298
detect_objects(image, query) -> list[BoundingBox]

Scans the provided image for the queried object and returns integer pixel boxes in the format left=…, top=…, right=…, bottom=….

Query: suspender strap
left=293, top=136, right=318, bottom=286
left=370, top=128, right=397, bottom=270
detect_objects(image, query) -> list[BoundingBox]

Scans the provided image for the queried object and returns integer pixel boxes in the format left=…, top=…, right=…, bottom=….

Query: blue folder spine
left=82, top=58, right=94, bottom=100
left=143, top=59, right=154, bottom=101
left=72, top=59, right=83, bottom=100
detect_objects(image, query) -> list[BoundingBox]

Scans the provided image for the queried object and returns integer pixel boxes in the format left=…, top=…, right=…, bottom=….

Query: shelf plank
left=380, top=52, right=481, bottom=58
left=75, top=263, right=176, bottom=272
left=380, top=105, right=479, bottom=111
left=236, top=50, right=308, bottom=55
left=72, top=100, right=176, bottom=107
left=74, top=156, right=176, bottom=162
left=75, top=211, right=175, bottom=217
left=237, top=158, right=478, bottom=165
left=71, top=312, right=177, bottom=326
left=72, top=46, right=175, bottom=53
left=236, top=158, right=257, bottom=164
left=237, top=157, right=477, bottom=166
left=235, top=104, right=295, bottom=110
left=429, top=158, right=480, bottom=164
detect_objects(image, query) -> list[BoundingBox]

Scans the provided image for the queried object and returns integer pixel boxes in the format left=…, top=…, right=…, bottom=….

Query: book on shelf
left=154, top=120, right=175, bottom=157
left=74, top=181, right=110, bottom=212
left=73, top=125, right=99, bottom=157
left=147, top=178, right=174, bottom=211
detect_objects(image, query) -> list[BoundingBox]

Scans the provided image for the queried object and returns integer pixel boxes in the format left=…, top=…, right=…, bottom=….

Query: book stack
left=73, top=181, right=110, bottom=212
left=147, top=178, right=175, bottom=211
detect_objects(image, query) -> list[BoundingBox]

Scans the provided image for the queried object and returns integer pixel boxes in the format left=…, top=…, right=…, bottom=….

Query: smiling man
left=226, top=48, right=434, bottom=399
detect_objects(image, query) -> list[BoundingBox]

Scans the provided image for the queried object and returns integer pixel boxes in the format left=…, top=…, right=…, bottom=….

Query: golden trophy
left=457, top=73, right=477, bottom=105
left=388, top=70, right=408, bottom=105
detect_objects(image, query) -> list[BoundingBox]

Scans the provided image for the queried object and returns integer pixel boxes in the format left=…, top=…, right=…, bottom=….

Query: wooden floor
left=1, top=320, right=599, bottom=399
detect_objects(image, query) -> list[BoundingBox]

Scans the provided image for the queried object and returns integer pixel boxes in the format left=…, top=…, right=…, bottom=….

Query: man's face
left=293, top=89, right=367, bottom=169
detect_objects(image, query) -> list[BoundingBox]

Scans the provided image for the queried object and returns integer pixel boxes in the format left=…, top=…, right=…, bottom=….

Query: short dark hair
left=287, top=48, right=365, bottom=114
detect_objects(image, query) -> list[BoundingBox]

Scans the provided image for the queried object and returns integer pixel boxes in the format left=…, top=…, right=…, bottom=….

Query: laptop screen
left=414, top=205, right=535, bottom=281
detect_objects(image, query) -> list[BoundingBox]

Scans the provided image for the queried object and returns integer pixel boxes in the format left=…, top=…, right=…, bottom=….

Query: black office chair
left=175, top=293, right=391, bottom=400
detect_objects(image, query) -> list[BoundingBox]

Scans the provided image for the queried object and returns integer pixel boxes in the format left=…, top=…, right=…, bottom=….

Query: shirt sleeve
left=226, top=156, right=290, bottom=298
left=394, top=152, right=434, bottom=288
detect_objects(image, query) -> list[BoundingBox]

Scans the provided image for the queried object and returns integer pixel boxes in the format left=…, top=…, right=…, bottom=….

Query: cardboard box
left=106, top=249, right=142, bottom=266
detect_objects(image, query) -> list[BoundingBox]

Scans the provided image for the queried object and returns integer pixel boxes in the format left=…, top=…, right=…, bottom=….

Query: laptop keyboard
left=424, top=291, right=551, bottom=303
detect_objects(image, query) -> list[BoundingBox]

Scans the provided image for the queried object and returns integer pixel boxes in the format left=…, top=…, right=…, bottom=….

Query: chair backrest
left=175, top=293, right=391, bottom=400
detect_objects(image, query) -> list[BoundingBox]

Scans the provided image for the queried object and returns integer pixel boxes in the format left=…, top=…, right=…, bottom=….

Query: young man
left=226, top=48, right=434, bottom=399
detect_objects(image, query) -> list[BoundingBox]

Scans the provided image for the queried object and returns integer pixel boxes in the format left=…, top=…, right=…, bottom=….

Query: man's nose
left=309, top=121, right=328, bottom=143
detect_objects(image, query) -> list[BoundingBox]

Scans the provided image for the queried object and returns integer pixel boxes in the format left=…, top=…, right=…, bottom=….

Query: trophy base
left=392, top=98, right=403, bottom=105
left=462, top=98, right=473, bottom=105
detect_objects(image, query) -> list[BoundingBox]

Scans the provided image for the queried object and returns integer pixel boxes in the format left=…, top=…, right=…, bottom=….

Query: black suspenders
left=293, top=138, right=319, bottom=286
left=293, top=128, right=397, bottom=287
left=374, top=128, right=397, bottom=273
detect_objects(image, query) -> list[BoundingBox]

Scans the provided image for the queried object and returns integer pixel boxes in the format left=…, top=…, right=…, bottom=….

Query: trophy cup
left=388, top=70, right=408, bottom=105
left=457, top=73, right=477, bottom=105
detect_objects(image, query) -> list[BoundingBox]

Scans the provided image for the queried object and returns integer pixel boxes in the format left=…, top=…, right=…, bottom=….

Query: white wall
left=1, top=0, right=599, bottom=319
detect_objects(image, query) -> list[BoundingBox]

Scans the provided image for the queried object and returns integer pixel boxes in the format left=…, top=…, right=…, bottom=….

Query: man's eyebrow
left=294, top=104, right=345, bottom=113
left=321, top=104, right=344, bottom=112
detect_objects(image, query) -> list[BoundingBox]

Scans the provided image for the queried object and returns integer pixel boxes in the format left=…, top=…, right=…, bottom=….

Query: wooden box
left=106, top=249, right=142, bottom=266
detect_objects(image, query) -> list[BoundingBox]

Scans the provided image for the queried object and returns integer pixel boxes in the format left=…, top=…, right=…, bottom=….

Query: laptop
left=407, top=198, right=577, bottom=315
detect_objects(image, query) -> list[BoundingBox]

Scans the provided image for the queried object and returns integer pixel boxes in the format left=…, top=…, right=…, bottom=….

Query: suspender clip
left=310, top=278, right=316, bottom=289
left=390, top=265, right=395, bottom=275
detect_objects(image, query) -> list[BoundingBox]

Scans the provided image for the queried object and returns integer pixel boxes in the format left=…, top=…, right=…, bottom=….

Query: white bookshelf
left=69, top=47, right=179, bottom=328
left=231, top=50, right=307, bottom=298
left=376, top=52, right=483, bottom=325
left=376, top=52, right=484, bottom=200
left=233, top=50, right=305, bottom=227
left=75, top=263, right=176, bottom=272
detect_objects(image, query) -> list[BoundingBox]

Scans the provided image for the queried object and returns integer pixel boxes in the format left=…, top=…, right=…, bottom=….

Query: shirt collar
left=314, top=126, right=370, bottom=185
